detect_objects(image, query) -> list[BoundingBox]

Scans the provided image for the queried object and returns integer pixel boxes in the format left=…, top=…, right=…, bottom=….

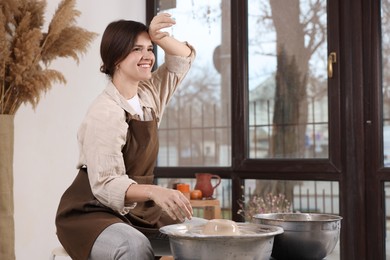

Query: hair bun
left=100, top=65, right=110, bottom=75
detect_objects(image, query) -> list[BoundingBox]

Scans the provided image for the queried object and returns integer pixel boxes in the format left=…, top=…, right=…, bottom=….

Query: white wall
left=13, top=1, right=145, bottom=259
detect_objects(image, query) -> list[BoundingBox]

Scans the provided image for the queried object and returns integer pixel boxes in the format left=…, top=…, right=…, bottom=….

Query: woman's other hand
left=126, top=184, right=193, bottom=222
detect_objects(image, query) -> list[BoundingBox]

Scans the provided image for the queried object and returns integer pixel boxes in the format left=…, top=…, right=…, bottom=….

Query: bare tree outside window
left=248, top=0, right=328, bottom=159
left=247, top=0, right=328, bottom=209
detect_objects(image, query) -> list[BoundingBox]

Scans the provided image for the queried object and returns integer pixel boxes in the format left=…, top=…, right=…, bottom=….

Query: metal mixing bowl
left=254, top=213, right=342, bottom=260
left=160, top=222, right=284, bottom=260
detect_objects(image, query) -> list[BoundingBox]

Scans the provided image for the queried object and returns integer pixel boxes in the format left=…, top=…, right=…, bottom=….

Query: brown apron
left=55, top=111, right=179, bottom=260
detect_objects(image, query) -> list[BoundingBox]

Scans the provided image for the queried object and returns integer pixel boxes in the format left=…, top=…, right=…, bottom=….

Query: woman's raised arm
left=148, top=13, right=191, bottom=57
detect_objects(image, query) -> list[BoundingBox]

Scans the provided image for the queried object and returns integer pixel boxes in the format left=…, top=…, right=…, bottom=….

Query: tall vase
left=0, top=114, right=15, bottom=260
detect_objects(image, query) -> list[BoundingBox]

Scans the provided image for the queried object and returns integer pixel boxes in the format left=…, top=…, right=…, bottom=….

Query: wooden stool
left=190, top=199, right=221, bottom=219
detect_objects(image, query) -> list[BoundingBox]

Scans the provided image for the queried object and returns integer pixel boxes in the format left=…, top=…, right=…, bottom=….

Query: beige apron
left=55, top=111, right=179, bottom=260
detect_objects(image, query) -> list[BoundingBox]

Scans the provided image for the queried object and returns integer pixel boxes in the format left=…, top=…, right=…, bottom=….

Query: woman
left=56, top=13, right=197, bottom=260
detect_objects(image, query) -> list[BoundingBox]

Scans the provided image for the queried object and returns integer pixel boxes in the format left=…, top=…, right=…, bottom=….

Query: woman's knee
left=90, top=223, right=154, bottom=260
left=115, top=230, right=154, bottom=259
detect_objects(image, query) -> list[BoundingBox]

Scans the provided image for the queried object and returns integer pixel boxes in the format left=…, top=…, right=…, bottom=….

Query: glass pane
left=241, top=179, right=340, bottom=259
left=382, top=0, right=390, bottom=167
left=156, top=177, right=232, bottom=219
left=247, top=0, right=328, bottom=158
left=156, top=0, right=231, bottom=166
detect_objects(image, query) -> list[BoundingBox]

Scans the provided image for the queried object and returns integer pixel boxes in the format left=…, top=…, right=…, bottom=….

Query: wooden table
left=190, top=199, right=221, bottom=219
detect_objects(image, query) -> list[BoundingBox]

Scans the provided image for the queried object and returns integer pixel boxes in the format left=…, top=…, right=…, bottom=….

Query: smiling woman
left=0, top=1, right=96, bottom=259
left=55, top=13, right=197, bottom=260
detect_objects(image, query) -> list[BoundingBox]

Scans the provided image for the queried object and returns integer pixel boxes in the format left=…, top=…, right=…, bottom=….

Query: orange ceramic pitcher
left=194, top=173, right=221, bottom=198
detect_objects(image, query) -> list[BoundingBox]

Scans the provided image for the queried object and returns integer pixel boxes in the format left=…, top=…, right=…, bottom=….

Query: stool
left=50, top=246, right=70, bottom=259
left=190, top=199, right=221, bottom=219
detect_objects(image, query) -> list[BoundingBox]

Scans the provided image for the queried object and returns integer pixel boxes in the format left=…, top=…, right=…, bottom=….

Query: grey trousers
left=89, top=222, right=154, bottom=260
left=89, top=217, right=207, bottom=260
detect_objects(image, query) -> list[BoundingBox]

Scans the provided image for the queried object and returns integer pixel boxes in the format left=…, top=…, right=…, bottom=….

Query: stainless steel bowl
left=254, top=213, right=342, bottom=260
left=160, top=222, right=284, bottom=260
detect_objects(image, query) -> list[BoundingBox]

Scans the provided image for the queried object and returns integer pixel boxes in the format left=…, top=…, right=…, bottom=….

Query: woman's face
left=116, top=31, right=155, bottom=82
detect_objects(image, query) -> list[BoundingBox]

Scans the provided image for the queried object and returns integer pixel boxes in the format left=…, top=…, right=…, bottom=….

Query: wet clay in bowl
left=202, top=219, right=241, bottom=236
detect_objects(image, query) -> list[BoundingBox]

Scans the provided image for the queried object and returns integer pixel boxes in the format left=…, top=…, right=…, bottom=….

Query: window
left=148, top=0, right=390, bottom=259
left=156, top=0, right=231, bottom=167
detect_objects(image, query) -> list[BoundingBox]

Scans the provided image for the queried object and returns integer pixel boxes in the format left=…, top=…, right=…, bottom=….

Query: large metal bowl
left=254, top=213, right=342, bottom=260
left=160, top=221, right=284, bottom=260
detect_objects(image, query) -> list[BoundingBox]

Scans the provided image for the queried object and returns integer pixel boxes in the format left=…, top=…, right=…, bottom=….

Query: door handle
left=328, top=52, right=337, bottom=78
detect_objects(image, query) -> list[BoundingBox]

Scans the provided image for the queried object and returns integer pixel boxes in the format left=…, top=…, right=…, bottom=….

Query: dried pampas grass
left=0, top=0, right=97, bottom=114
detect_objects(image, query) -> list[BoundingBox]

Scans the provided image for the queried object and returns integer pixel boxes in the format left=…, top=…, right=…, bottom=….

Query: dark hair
left=100, top=20, right=149, bottom=78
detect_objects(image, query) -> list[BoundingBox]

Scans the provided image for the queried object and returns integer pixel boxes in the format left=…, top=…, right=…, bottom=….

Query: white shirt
left=127, top=94, right=144, bottom=120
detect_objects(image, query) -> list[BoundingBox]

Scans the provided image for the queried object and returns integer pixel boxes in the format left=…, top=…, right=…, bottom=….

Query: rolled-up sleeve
left=164, top=42, right=195, bottom=74
left=77, top=94, right=136, bottom=214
